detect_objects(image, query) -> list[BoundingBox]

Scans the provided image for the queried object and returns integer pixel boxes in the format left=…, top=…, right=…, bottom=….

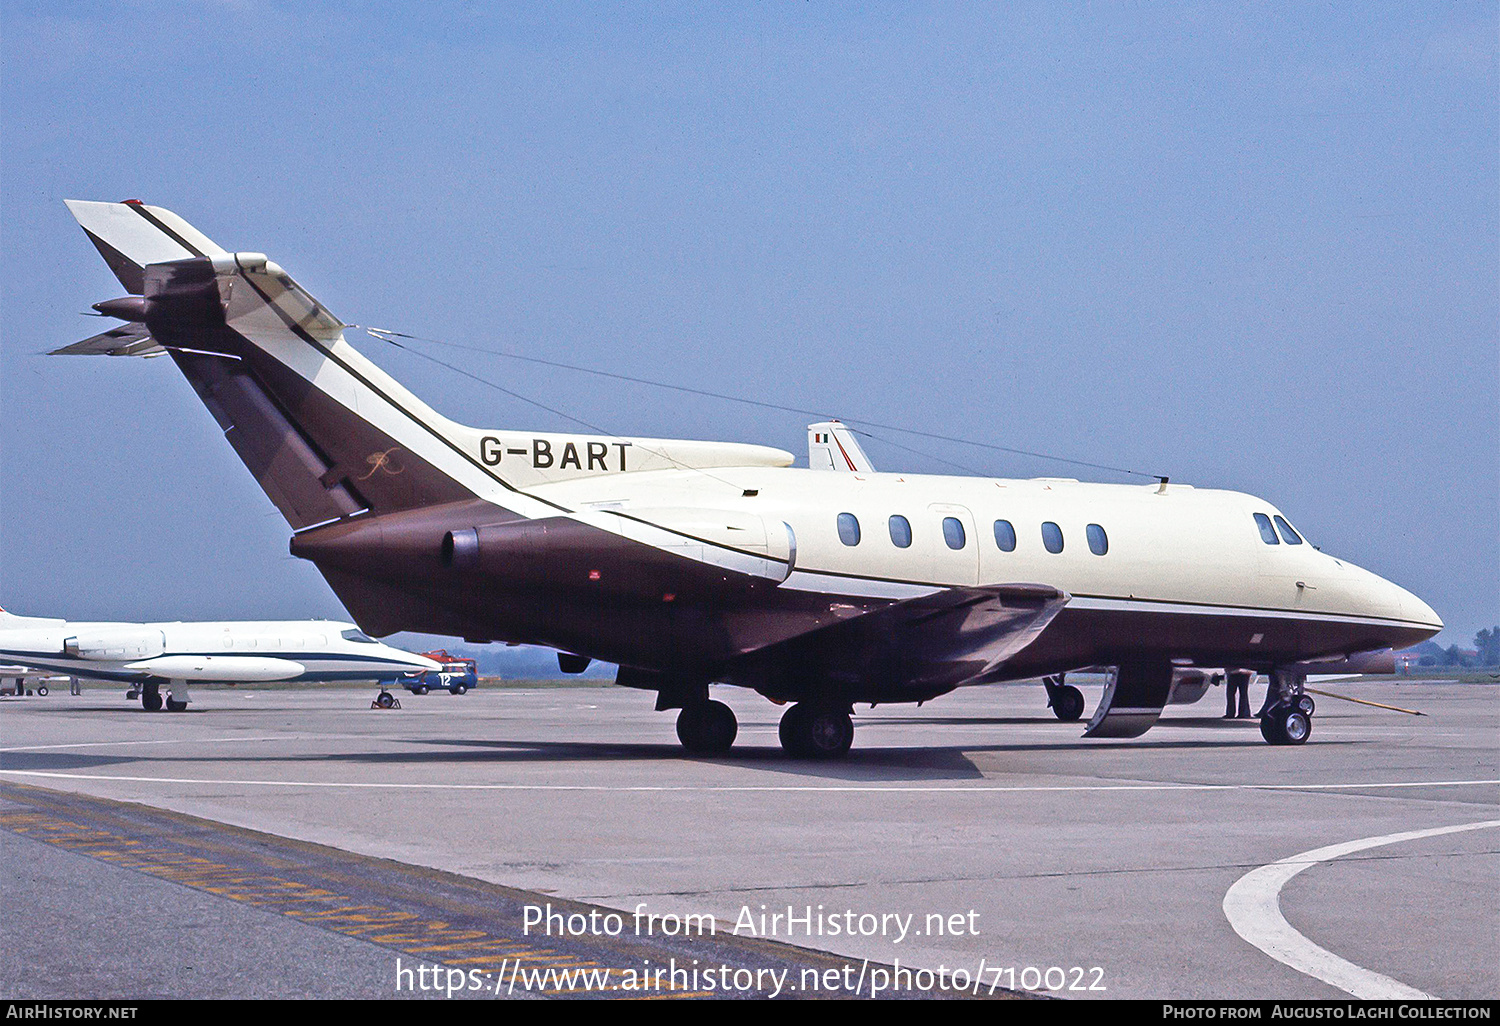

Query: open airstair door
left=1081, top=663, right=1175, bottom=738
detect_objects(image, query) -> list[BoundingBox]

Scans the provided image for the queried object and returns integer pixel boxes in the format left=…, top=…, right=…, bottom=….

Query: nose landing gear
left=1259, top=669, right=1313, bottom=745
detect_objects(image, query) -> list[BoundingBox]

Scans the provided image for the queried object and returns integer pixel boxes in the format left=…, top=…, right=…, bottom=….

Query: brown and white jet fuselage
left=56, top=200, right=1441, bottom=754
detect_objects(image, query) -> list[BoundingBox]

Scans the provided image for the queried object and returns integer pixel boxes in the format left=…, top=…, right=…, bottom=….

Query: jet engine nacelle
left=63, top=628, right=166, bottom=661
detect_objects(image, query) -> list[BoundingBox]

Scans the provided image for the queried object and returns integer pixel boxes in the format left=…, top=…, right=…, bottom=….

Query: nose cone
left=402, top=650, right=444, bottom=672
left=1394, top=583, right=1443, bottom=635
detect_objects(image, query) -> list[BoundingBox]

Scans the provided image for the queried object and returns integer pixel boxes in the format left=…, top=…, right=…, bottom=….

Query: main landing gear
left=1259, top=670, right=1314, bottom=746
left=675, top=700, right=737, bottom=754
left=778, top=703, right=855, bottom=759
left=1043, top=674, right=1086, bottom=722
left=137, top=681, right=189, bottom=711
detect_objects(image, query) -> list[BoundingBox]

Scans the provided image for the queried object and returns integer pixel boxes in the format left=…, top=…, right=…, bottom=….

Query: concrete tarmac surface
left=1, top=679, right=1495, bottom=1000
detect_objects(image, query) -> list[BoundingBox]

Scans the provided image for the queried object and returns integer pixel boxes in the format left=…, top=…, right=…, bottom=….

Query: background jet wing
left=50, top=322, right=164, bottom=357
left=726, top=583, right=1068, bottom=696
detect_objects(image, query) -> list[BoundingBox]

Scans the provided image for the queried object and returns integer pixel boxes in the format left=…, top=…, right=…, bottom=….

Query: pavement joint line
left=1223, top=820, right=1500, bottom=1000
left=0, top=768, right=1495, bottom=793
left=0, top=735, right=296, bottom=753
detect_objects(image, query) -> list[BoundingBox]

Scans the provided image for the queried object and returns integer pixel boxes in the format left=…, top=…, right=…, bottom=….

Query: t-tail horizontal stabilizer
left=51, top=322, right=164, bottom=357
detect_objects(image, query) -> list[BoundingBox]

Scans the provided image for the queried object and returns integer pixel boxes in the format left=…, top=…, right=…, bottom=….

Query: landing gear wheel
left=676, top=700, right=738, bottom=754
left=1051, top=685, right=1085, bottom=722
left=141, top=688, right=162, bottom=712
left=165, top=697, right=187, bottom=712
left=779, top=704, right=854, bottom=759
left=1280, top=708, right=1311, bottom=745
left=376, top=691, right=396, bottom=709
left=1296, top=695, right=1315, bottom=716
left=1261, top=706, right=1311, bottom=745
left=1259, top=711, right=1285, bottom=744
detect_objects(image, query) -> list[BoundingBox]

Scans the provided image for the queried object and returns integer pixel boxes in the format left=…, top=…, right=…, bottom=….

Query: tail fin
left=65, top=200, right=228, bottom=294
left=62, top=199, right=480, bottom=530
left=807, top=420, right=876, bottom=473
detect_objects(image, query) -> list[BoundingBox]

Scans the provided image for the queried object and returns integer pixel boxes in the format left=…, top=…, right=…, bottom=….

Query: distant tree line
left=1414, top=628, right=1500, bottom=667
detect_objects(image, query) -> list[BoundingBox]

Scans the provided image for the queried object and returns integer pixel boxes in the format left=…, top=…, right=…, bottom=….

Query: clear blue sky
left=2, top=3, right=1495, bottom=649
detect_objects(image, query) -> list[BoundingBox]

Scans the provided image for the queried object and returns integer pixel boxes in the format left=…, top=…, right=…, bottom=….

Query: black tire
left=36, top=686, right=48, bottom=697
left=1296, top=695, right=1315, bottom=716
left=376, top=691, right=395, bottom=709
left=677, top=700, right=738, bottom=754
left=165, top=697, right=187, bottom=712
left=142, top=690, right=163, bottom=712
left=451, top=684, right=467, bottom=696
left=1260, top=711, right=1286, bottom=745
left=1052, top=685, right=1085, bottom=722
left=414, top=685, right=429, bottom=696
left=780, top=704, right=854, bottom=759
left=778, top=704, right=810, bottom=756
left=1280, top=709, right=1311, bottom=745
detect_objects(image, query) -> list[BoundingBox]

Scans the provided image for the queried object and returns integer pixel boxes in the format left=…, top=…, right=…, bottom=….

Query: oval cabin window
left=942, top=517, right=966, bottom=550
left=993, top=519, right=1017, bottom=552
left=1087, top=523, right=1108, bottom=556
left=1041, top=521, right=1064, bottom=554
left=888, top=515, right=912, bottom=548
left=837, top=513, right=861, bottom=546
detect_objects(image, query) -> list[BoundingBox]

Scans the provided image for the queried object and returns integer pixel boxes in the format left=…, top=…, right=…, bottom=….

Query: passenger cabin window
left=993, top=519, right=1017, bottom=552
left=1273, top=515, right=1304, bottom=545
left=1086, top=523, right=1108, bottom=556
left=341, top=628, right=377, bottom=643
left=1254, top=513, right=1280, bottom=545
left=837, top=512, right=861, bottom=546
left=942, top=517, right=966, bottom=550
left=1041, top=521, right=1064, bottom=554
left=888, top=515, right=912, bottom=548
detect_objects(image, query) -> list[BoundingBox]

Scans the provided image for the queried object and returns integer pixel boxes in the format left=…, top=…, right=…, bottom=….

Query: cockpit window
left=341, top=628, right=377, bottom=643
left=837, top=512, right=861, bottom=546
left=1254, top=513, right=1279, bottom=545
left=1273, top=515, right=1304, bottom=545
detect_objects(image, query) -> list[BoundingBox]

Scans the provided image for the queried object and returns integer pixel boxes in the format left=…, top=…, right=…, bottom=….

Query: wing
left=724, top=583, right=1069, bottom=700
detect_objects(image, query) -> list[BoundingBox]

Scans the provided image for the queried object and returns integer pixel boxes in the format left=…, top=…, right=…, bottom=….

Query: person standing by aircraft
left=1224, top=670, right=1254, bottom=719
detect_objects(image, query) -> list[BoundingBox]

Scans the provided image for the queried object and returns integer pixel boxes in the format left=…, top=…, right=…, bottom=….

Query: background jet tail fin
left=65, top=199, right=228, bottom=295
left=807, top=420, right=876, bottom=472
